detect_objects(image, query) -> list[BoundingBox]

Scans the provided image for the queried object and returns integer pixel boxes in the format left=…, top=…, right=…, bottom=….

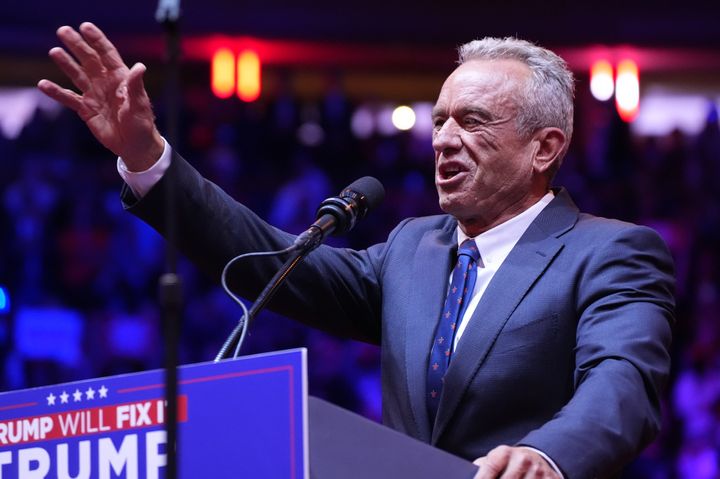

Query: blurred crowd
left=1, top=81, right=719, bottom=478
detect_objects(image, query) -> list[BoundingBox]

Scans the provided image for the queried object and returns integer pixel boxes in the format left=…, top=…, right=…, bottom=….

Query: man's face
left=432, top=59, right=543, bottom=235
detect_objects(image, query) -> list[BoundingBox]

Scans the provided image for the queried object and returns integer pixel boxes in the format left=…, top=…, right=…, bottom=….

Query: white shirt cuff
left=520, top=447, right=564, bottom=478
left=116, top=138, right=171, bottom=199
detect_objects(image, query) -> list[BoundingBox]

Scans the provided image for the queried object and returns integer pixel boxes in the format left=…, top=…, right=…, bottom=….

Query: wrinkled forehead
left=434, top=59, right=530, bottom=114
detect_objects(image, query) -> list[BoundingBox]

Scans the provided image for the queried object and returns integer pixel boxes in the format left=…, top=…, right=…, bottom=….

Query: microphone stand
left=156, top=1, right=181, bottom=478
left=214, top=177, right=385, bottom=361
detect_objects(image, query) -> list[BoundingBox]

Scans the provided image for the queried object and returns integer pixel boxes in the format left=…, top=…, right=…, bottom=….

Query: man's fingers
left=56, top=25, right=106, bottom=75
left=127, top=63, right=147, bottom=96
left=499, top=453, right=535, bottom=479
left=473, top=446, right=511, bottom=479
left=37, top=79, right=85, bottom=113
left=48, top=47, right=91, bottom=92
left=472, top=457, right=489, bottom=479
left=79, top=22, right=127, bottom=71
left=474, top=462, right=505, bottom=479
left=499, top=448, right=559, bottom=479
left=126, top=63, right=153, bottom=110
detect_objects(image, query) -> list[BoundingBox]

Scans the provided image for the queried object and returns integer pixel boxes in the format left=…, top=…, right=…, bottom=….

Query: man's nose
left=432, top=119, right=462, bottom=153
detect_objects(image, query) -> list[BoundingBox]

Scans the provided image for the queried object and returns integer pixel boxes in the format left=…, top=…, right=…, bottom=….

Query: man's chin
left=438, top=197, right=464, bottom=218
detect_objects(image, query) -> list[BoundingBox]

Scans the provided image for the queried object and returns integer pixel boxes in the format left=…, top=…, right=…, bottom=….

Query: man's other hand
left=473, top=445, right=561, bottom=479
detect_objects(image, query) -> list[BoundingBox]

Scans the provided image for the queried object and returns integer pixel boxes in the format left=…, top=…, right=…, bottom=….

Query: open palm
left=38, top=22, right=163, bottom=171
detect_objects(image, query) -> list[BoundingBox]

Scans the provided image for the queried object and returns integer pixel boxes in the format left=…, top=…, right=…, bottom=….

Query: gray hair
left=458, top=37, right=575, bottom=162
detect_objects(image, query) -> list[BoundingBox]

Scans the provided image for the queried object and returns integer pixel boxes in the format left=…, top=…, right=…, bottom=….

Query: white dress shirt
left=452, top=192, right=554, bottom=351
left=117, top=138, right=172, bottom=198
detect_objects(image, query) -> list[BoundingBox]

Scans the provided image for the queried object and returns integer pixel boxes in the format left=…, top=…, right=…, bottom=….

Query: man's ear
left=532, top=127, right=567, bottom=176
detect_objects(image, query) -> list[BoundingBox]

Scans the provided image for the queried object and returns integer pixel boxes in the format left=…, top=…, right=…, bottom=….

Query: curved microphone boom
left=293, top=176, right=385, bottom=252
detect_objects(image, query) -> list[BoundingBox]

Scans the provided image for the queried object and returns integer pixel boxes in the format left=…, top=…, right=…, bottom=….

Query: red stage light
left=237, top=50, right=261, bottom=102
left=211, top=48, right=235, bottom=99
left=590, top=60, right=614, bottom=101
left=615, top=60, right=640, bottom=122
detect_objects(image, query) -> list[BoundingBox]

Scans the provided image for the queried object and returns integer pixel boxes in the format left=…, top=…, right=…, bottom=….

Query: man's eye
left=433, top=118, right=446, bottom=129
left=464, top=117, right=481, bottom=127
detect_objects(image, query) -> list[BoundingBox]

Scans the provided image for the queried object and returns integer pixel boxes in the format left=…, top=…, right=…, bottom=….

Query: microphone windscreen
left=344, top=176, right=385, bottom=211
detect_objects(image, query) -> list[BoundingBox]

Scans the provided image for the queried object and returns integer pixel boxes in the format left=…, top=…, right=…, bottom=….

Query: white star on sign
left=73, top=389, right=83, bottom=402
left=46, top=393, right=56, bottom=406
left=98, top=385, right=108, bottom=398
left=85, top=387, right=95, bottom=400
left=59, top=391, right=69, bottom=404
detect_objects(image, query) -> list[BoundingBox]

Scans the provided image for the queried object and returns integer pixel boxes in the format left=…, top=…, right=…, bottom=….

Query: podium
left=0, top=349, right=478, bottom=478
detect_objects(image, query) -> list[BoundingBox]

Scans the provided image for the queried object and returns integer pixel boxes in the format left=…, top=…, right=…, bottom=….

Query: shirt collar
left=457, top=191, right=555, bottom=266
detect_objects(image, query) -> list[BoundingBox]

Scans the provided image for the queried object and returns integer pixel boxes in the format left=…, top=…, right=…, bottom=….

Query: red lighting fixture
left=590, top=60, right=614, bottom=101
left=236, top=50, right=261, bottom=102
left=615, top=59, right=640, bottom=122
left=211, top=48, right=235, bottom=99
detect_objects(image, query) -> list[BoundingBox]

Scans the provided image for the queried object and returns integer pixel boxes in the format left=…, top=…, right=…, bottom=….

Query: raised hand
left=37, top=22, right=164, bottom=171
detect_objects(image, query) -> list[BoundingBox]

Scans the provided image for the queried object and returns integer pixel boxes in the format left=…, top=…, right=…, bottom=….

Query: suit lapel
left=405, top=222, right=456, bottom=442
left=431, top=189, right=579, bottom=442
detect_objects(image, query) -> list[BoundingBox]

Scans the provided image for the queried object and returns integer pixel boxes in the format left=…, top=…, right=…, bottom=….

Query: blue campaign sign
left=0, top=348, right=308, bottom=478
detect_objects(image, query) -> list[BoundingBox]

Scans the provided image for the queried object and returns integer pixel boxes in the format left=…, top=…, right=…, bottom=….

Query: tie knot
left=458, top=239, right=480, bottom=262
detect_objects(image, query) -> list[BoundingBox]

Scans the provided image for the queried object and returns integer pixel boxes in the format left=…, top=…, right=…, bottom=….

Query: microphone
left=216, top=176, right=383, bottom=361
left=293, top=176, right=385, bottom=252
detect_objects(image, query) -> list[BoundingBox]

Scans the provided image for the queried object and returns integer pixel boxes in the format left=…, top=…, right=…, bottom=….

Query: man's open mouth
left=438, top=163, right=467, bottom=181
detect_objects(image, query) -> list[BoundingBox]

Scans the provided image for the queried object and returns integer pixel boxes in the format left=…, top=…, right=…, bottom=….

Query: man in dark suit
left=39, top=23, right=675, bottom=478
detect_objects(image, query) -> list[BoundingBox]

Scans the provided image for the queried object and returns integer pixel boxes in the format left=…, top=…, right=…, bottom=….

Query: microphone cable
left=214, top=176, right=384, bottom=361
left=215, top=244, right=301, bottom=361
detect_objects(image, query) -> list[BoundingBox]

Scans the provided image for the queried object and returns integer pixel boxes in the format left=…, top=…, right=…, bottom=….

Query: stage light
left=351, top=106, right=375, bottom=139
left=297, top=122, right=325, bottom=146
left=211, top=48, right=235, bottom=99
left=237, top=50, right=261, bottom=102
left=632, top=94, right=714, bottom=136
left=410, top=102, right=434, bottom=138
left=590, top=60, right=614, bottom=101
left=0, top=286, right=9, bottom=313
left=377, top=105, right=397, bottom=136
left=615, top=60, right=640, bottom=122
left=391, top=105, right=416, bottom=131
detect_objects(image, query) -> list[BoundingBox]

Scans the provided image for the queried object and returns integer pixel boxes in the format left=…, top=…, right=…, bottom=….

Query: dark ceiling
left=1, top=0, right=719, bottom=97
left=3, top=0, right=720, bottom=56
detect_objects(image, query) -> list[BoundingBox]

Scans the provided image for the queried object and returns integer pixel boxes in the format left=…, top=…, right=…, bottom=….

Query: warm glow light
left=237, top=50, right=261, bottom=102
left=211, top=48, right=235, bottom=99
left=391, top=105, right=416, bottom=131
left=590, top=60, right=614, bottom=101
left=615, top=59, right=640, bottom=122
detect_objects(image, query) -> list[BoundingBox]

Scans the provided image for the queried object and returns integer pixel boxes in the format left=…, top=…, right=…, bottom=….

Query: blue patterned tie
left=426, top=239, right=480, bottom=423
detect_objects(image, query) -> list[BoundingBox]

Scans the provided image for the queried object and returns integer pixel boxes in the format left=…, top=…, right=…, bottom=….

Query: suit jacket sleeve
left=122, top=152, right=392, bottom=344
left=518, top=221, right=675, bottom=478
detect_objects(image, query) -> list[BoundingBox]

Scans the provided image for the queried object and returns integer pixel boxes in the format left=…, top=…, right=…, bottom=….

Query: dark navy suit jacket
left=124, top=154, right=675, bottom=479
